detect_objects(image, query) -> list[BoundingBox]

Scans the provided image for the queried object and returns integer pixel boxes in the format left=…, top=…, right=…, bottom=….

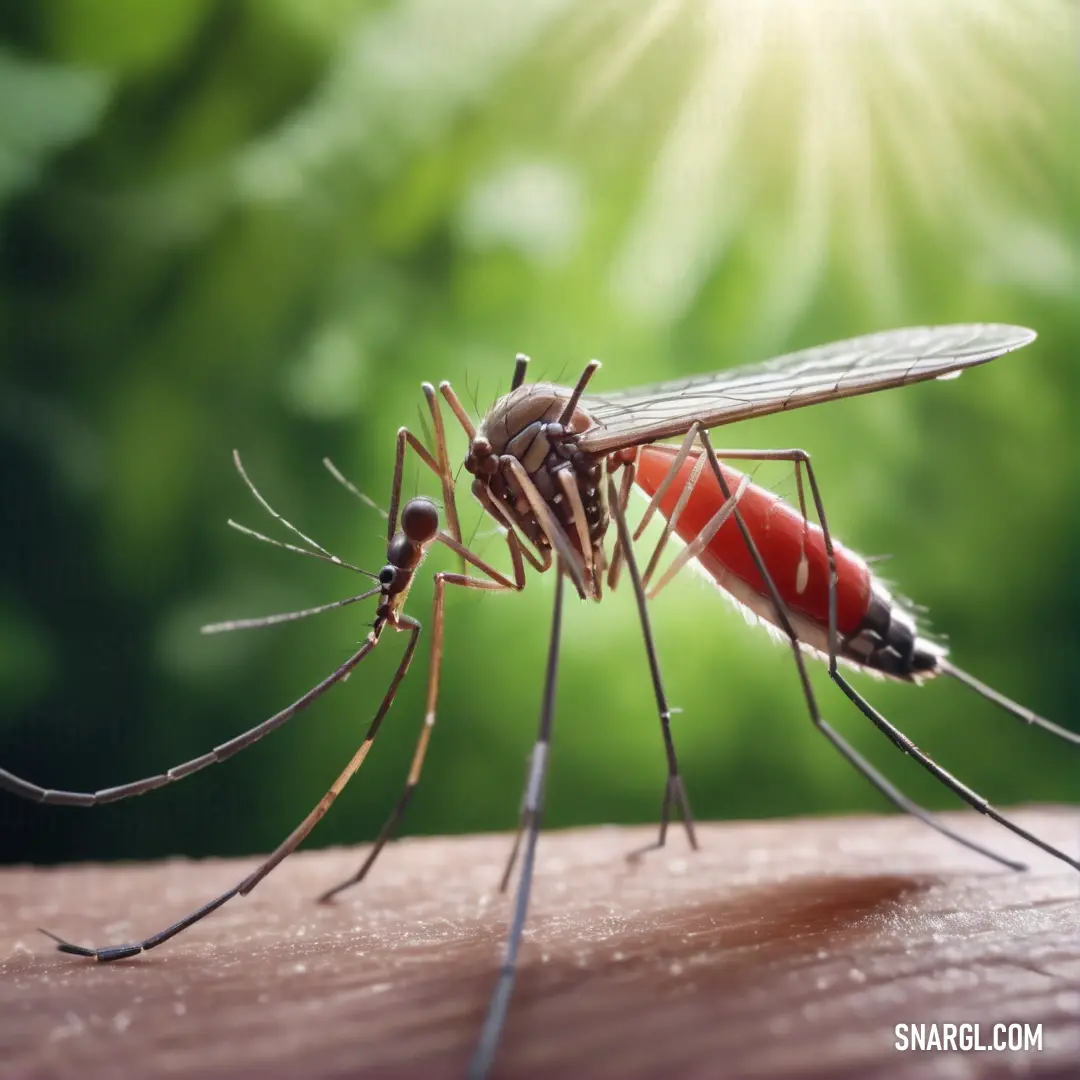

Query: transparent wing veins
left=578, top=324, right=1037, bottom=454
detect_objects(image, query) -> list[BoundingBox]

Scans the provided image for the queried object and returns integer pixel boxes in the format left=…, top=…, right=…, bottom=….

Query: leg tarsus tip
left=40, top=927, right=143, bottom=961
left=39, top=928, right=93, bottom=957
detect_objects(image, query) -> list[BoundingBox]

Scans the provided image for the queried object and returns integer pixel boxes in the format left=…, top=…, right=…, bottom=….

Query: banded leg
left=469, top=560, right=567, bottom=1080
left=472, top=480, right=552, bottom=575
left=312, top=386, right=558, bottom=900
left=696, top=434, right=1078, bottom=871
left=318, top=383, right=561, bottom=897
left=607, top=475, right=698, bottom=858
left=318, top=530, right=529, bottom=902
left=385, top=377, right=474, bottom=554
left=502, top=449, right=730, bottom=878
left=420, top=383, right=463, bottom=550
left=1, top=613, right=384, bottom=810
left=605, top=452, right=637, bottom=592
left=633, top=424, right=702, bottom=542
left=503, top=456, right=590, bottom=598
left=644, top=471, right=750, bottom=602
left=42, top=618, right=423, bottom=960
left=2, top=447, right=388, bottom=810
left=640, top=447, right=709, bottom=590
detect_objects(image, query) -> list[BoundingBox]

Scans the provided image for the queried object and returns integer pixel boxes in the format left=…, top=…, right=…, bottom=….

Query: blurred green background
left=2, top=2, right=1077, bottom=873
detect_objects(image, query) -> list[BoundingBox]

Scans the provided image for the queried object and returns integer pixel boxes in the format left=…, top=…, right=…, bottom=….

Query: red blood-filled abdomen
left=634, top=446, right=871, bottom=636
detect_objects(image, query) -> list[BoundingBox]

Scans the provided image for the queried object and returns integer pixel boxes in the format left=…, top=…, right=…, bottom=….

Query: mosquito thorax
left=466, top=382, right=608, bottom=563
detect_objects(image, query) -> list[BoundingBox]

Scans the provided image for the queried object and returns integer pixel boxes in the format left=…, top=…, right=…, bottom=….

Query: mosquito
left=2, top=323, right=1076, bottom=1080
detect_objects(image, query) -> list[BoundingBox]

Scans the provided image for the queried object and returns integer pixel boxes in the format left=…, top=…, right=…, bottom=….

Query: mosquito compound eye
left=378, top=565, right=396, bottom=587
left=400, top=497, right=439, bottom=544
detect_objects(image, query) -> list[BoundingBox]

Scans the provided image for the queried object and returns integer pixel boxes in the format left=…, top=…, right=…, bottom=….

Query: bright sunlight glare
left=583, top=0, right=1073, bottom=334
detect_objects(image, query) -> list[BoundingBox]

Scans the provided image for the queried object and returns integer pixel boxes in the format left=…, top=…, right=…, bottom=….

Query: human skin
left=1, top=809, right=1078, bottom=1079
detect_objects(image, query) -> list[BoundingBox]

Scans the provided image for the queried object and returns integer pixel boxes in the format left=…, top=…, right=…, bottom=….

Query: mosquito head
left=378, top=497, right=440, bottom=614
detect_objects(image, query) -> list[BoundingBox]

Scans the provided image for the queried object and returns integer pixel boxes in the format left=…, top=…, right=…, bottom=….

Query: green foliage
left=2, top=2, right=1077, bottom=868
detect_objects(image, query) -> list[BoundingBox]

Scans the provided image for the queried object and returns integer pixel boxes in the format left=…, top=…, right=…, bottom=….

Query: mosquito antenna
left=322, top=458, right=388, bottom=519
left=470, top=560, right=565, bottom=1080
left=232, top=450, right=338, bottom=560
left=940, top=660, right=1080, bottom=746
left=227, top=520, right=377, bottom=578
left=201, top=586, right=382, bottom=635
left=557, top=360, right=601, bottom=427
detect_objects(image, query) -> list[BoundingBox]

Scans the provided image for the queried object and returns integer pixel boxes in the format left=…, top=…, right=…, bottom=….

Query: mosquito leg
left=1, top=630, right=382, bottom=809
left=695, top=433, right=1029, bottom=871
left=756, top=448, right=1080, bottom=869
left=385, top=389, right=473, bottom=588
left=606, top=455, right=637, bottom=592
left=634, top=424, right=701, bottom=542
left=646, top=474, right=750, bottom=601
left=41, top=618, right=422, bottom=960
left=439, top=379, right=557, bottom=578
left=497, top=760, right=530, bottom=894
left=396, top=378, right=503, bottom=564
left=607, top=476, right=697, bottom=860
left=473, top=482, right=551, bottom=574
left=939, top=660, right=1080, bottom=746
left=641, top=451, right=718, bottom=593
left=469, top=560, right=567, bottom=1080
left=421, top=383, right=463, bottom=549
left=439, top=380, right=478, bottom=439
left=388, top=426, right=442, bottom=542
left=318, top=534, right=529, bottom=903
left=503, top=457, right=589, bottom=598
left=557, top=468, right=596, bottom=591
left=829, top=671, right=1080, bottom=871
left=640, top=450, right=708, bottom=588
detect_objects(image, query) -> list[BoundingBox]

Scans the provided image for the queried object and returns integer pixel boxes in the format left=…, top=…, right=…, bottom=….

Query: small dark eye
left=400, top=497, right=439, bottom=544
left=378, top=566, right=395, bottom=586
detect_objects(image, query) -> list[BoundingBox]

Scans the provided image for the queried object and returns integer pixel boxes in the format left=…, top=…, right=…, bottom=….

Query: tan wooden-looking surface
left=2, top=809, right=1078, bottom=1079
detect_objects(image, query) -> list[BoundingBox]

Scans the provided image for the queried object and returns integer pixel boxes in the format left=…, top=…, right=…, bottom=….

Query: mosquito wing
left=577, top=323, right=1037, bottom=455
